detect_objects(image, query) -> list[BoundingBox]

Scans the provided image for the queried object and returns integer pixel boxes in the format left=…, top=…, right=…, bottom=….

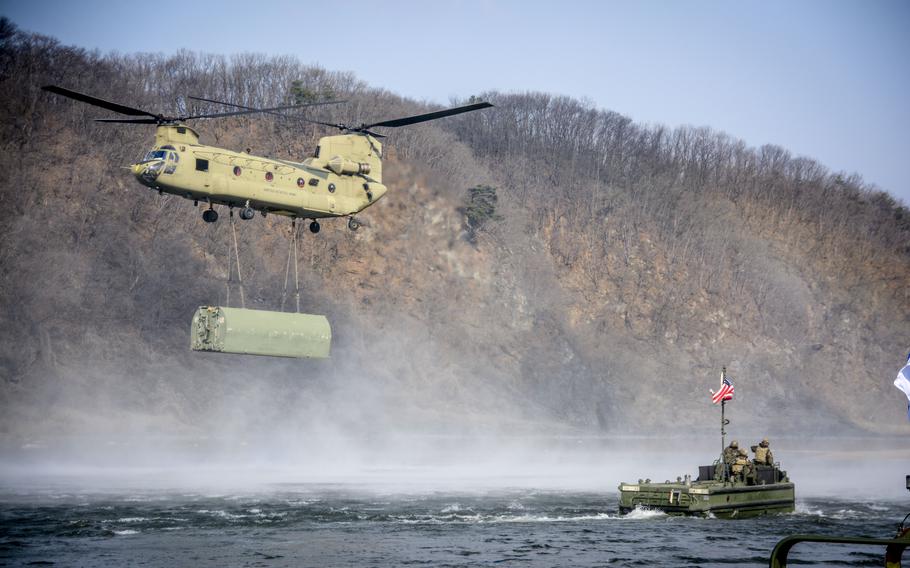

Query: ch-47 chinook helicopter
left=42, top=85, right=492, bottom=233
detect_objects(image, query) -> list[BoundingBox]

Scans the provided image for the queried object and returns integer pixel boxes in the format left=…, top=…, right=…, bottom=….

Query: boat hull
left=618, top=481, right=795, bottom=518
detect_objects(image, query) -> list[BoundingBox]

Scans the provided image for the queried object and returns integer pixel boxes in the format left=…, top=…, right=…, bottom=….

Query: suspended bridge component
left=191, top=306, right=331, bottom=359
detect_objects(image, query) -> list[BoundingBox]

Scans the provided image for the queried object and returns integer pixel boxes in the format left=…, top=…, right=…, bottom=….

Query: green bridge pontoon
left=191, top=306, right=331, bottom=359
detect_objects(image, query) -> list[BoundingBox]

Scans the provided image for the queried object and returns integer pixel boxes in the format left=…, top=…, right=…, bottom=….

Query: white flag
left=895, top=355, right=910, bottom=422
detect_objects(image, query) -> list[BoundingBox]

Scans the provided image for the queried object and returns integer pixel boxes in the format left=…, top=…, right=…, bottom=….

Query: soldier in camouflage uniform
left=732, top=449, right=754, bottom=481
left=752, top=437, right=774, bottom=465
left=722, top=440, right=740, bottom=464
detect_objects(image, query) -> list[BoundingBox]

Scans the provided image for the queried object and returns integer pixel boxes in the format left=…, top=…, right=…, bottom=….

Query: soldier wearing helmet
left=752, top=437, right=774, bottom=465
left=722, top=440, right=740, bottom=465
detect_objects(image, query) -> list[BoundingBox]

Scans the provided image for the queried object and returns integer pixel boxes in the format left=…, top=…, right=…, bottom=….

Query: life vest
left=755, top=446, right=770, bottom=464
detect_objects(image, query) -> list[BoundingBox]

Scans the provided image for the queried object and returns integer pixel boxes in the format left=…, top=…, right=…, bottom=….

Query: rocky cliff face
left=1, top=25, right=908, bottom=449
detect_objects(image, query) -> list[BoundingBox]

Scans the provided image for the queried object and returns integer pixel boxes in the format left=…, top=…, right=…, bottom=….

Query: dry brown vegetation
left=1, top=20, right=908, bottom=445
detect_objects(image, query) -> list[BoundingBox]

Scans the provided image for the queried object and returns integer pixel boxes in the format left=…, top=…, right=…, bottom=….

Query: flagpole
left=720, top=366, right=729, bottom=479
left=721, top=367, right=726, bottom=451
left=721, top=399, right=726, bottom=455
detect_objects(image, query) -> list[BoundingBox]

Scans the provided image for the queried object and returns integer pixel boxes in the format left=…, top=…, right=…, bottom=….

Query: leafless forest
left=1, top=20, right=908, bottom=449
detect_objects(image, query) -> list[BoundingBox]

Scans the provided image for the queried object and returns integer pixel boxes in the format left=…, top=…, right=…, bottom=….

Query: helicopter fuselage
left=131, top=124, right=387, bottom=220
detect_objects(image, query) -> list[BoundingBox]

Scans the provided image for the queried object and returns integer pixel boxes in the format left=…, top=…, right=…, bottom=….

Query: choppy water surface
left=0, top=483, right=905, bottom=567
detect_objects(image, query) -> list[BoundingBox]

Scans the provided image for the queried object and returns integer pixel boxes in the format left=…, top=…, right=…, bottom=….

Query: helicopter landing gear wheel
left=202, top=209, right=219, bottom=223
left=309, top=220, right=320, bottom=234
left=347, top=217, right=361, bottom=231
left=239, top=207, right=255, bottom=220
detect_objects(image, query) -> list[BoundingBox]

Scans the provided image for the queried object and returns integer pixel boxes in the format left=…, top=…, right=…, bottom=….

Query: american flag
left=711, top=376, right=734, bottom=404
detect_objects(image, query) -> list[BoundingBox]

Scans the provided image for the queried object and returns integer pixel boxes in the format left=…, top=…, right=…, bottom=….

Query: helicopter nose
left=132, top=160, right=164, bottom=184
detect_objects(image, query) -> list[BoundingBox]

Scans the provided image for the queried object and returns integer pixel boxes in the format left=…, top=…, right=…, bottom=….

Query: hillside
left=1, top=21, right=908, bottom=450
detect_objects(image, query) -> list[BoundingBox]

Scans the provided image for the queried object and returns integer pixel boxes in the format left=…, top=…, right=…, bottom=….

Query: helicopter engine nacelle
left=327, top=156, right=371, bottom=176
left=315, top=134, right=382, bottom=183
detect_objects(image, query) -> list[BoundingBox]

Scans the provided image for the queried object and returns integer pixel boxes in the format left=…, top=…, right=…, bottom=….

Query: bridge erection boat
left=618, top=462, right=795, bottom=518
left=618, top=367, right=796, bottom=518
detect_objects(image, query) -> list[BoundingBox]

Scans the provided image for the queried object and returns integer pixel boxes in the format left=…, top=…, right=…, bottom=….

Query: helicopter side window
left=196, top=158, right=209, bottom=172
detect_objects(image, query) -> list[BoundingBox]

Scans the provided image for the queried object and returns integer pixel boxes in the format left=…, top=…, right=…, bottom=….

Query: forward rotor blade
left=187, top=95, right=249, bottom=108
left=42, top=85, right=158, bottom=118
left=364, top=102, right=493, bottom=129
left=95, top=118, right=159, bottom=124
left=181, top=107, right=289, bottom=120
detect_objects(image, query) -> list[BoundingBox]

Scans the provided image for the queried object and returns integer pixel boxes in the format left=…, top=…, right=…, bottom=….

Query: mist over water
left=1, top=443, right=907, bottom=568
left=6, top=351, right=906, bottom=498
left=2, top=432, right=906, bottom=498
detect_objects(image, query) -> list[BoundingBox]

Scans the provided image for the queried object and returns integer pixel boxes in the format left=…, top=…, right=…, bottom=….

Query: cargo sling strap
left=225, top=212, right=246, bottom=309
left=223, top=214, right=302, bottom=313
left=281, top=221, right=301, bottom=313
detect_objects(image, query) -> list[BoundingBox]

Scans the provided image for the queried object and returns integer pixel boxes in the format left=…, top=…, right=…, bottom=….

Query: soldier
left=731, top=449, right=752, bottom=480
left=723, top=440, right=740, bottom=464
left=753, top=437, right=774, bottom=465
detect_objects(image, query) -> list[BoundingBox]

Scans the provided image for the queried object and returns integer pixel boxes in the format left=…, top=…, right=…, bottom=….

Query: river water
left=1, top=483, right=905, bottom=567
left=2, top=436, right=907, bottom=567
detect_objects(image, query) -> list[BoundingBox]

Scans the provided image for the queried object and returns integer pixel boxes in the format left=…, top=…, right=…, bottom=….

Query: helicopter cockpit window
left=170, top=152, right=179, bottom=162
left=143, top=150, right=169, bottom=162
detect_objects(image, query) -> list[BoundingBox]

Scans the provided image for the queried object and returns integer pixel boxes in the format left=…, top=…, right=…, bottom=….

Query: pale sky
left=4, top=0, right=909, bottom=205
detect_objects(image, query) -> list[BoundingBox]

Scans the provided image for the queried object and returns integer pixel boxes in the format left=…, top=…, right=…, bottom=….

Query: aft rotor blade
left=42, top=85, right=158, bottom=118
left=183, top=96, right=346, bottom=122
left=306, top=119, right=343, bottom=128
left=364, top=102, right=493, bottom=129
left=188, top=95, right=345, bottom=111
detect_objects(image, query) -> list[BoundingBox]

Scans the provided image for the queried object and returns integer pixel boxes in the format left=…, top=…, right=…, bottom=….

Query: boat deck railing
left=769, top=533, right=909, bottom=568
